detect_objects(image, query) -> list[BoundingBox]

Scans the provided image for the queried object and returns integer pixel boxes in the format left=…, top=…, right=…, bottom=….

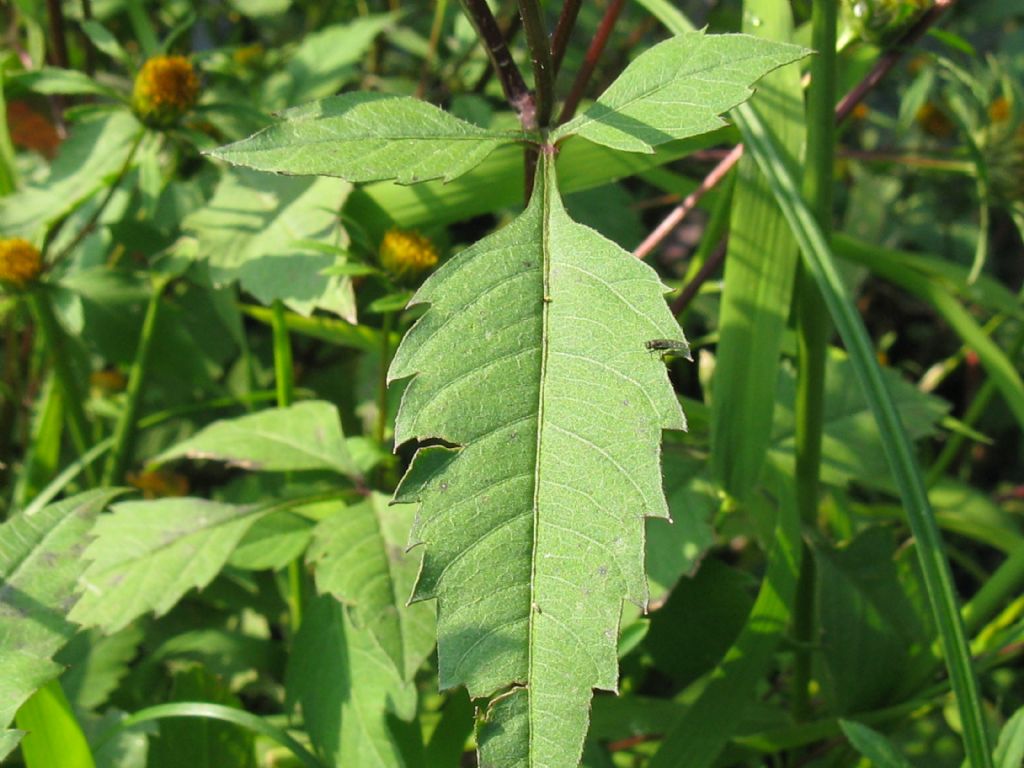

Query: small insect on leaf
left=645, top=338, right=691, bottom=359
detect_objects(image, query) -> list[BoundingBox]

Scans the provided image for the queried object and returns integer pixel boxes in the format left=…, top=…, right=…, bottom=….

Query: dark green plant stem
left=517, top=0, right=554, bottom=128
left=375, top=311, right=396, bottom=488
left=416, top=0, right=449, bottom=97
left=26, top=287, right=96, bottom=487
left=270, top=298, right=303, bottom=630
left=271, top=299, right=295, bottom=409
left=459, top=0, right=533, bottom=124
left=80, top=0, right=97, bottom=75
left=48, top=129, right=145, bottom=264
left=101, top=276, right=168, bottom=486
left=549, top=0, right=582, bottom=78
left=45, top=0, right=69, bottom=68
left=791, top=0, right=836, bottom=722
left=557, top=0, right=625, bottom=126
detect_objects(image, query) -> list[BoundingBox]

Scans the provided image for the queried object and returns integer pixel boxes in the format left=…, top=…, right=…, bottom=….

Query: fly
left=645, top=338, right=690, bottom=359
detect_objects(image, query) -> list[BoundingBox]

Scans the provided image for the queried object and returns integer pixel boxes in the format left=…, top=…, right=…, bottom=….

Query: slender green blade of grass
left=736, top=100, right=994, bottom=768
left=833, top=236, right=1024, bottom=431
left=100, top=703, right=324, bottom=768
left=711, top=0, right=804, bottom=502
left=15, top=680, right=95, bottom=768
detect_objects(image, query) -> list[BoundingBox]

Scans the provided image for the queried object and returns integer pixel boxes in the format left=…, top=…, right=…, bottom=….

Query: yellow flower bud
left=132, top=55, right=200, bottom=128
left=0, top=237, right=42, bottom=287
left=379, top=229, right=439, bottom=279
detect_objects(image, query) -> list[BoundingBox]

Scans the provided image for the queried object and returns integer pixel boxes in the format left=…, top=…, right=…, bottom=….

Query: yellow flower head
left=0, top=237, right=42, bottom=287
left=379, top=229, right=439, bottom=278
left=132, top=55, right=199, bottom=127
left=127, top=469, right=190, bottom=499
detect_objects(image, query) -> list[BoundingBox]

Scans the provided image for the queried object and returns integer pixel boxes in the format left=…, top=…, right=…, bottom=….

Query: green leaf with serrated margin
left=0, top=489, right=122, bottom=746
left=69, top=498, right=271, bottom=633
left=389, top=152, right=685, bottom=768
left=180, top=170, right=355, bottom=320
left=551, top=31, right=807, bottom=153
left=288, top=594, right=416, bottom=768
left=154, top=401, right=357, bottom=476
left=308, top=493, right=436, bottom=681
left=210, top=92, right=527, bottom=184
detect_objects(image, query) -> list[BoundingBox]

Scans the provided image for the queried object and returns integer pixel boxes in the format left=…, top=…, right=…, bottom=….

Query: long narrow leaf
left=833, top=235, right=1024, bottom=431
left=735, top=100, right=993, bottom=768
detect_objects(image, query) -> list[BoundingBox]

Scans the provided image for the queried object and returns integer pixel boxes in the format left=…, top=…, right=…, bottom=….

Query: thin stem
left=271, top=300, right=295, bottom=409
left=44, top=0, right=69, bottom=68
left=81, top=0, right=97, bottom=75
left=375, top=312, right=395, bottom=448
left=101, top=275, right=169, bottom=486
left=633, top=145, right=742, bottom=260
left=791, top=0, right=837, bottom=722
left=670, top=239, right=727, bottom=315
left=271, top=298, right=302, bottom=630
left=517, top=0, right=554, bottom=128
left=459, top=0, right=534, bottom=125
left=417, top=0, right=449, bottom=98
left=26, top=287, right=96, bottom=487
left=635, top=0, right=957, bottom=261
left=549, top=0, right=582, bottom=79
left=557, top=0, right=625, bottom=126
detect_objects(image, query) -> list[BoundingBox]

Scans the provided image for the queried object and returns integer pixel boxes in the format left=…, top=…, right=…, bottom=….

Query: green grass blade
left=832, top=235, right=1024, bottom=431
left=100, top=703, right=324, bottom=768
left=735, top=100, right=994, bottom=768
left=15, top=680, right=95, bottom=768
left=711, top=0, right=804, bottom=501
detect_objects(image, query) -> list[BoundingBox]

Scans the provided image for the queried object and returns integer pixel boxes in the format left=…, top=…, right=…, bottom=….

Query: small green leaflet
left=209, top=92, right=528, bottom=183
left=551, top=31, right=808, bottom=153
left=389, top=153, right=685, bottom=767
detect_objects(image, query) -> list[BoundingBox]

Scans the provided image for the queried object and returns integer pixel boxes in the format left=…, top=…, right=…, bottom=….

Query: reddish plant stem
left=459, top=0, right=534, bottom=126
left=517, top=0, right=555, bottom=128
left=670, top=239, right=727, bottom=315
left=634, top=145, right=742, bottom=260
left=633, top=0, right=955, bottom=262
left=472, top=11, right=522, bottom=93
left=557, top=0, right=625, bottom=125
left=550, top=0, right=582, bottom=78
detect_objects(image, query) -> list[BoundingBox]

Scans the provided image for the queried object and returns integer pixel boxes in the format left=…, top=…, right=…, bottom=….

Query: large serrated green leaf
left=388, top=153, right=685, bottom=767
left=210, top=92, right=526, bottom=184
left=307, top=494, right=436, bottom=681
left=0, top=489, right=122, bottom=747
left=551, top=31, right=807, bottom=153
